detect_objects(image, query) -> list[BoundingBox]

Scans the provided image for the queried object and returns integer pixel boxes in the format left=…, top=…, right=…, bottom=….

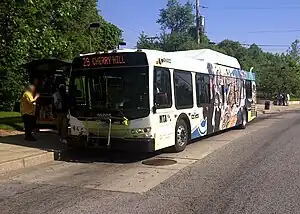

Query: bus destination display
left=83, top=55, right=125, bottom=67
left=73, top=52, right=148, bottom=69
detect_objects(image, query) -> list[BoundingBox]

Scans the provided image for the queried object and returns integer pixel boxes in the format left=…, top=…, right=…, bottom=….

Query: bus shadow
left=58, top=148, right=160, bottom=164
left=0, top=131, right=157, bottom=164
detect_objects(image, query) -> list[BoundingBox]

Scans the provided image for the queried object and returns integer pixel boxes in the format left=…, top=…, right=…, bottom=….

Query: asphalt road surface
left=1, top=110, right=300, bottom=214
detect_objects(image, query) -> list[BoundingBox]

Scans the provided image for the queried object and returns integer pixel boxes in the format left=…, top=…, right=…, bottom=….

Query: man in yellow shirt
left=20, top=84, right=39, bottom=141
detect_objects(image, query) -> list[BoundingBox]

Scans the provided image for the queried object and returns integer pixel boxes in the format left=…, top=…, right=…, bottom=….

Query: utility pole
left=196, top=0, right=201, bottom=44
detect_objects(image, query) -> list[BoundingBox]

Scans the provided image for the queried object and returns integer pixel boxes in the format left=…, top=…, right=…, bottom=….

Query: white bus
left=67, top=48, right=256, bottom=152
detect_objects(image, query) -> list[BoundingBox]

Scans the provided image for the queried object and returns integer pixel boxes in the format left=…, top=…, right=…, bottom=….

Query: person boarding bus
left=53, top=84, right=70, bottom=144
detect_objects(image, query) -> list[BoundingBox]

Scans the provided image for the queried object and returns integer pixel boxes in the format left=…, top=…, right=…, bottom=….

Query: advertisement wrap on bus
left=67, top=49, right=256, bottom=153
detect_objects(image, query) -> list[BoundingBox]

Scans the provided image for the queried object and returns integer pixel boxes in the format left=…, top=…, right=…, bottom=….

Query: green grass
left=0, top=111, right=23, bottom=131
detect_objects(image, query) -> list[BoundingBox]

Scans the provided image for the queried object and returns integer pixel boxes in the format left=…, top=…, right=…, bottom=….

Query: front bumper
left=67, top=136, right=155, bottom=152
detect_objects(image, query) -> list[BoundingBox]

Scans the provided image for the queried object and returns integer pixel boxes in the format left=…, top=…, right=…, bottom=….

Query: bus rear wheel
left=172, top=119, right=189, bottom=152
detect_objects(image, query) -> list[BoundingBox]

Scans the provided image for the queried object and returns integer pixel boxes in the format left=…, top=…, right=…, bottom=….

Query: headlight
left=131, top=127, right=151, bottom=134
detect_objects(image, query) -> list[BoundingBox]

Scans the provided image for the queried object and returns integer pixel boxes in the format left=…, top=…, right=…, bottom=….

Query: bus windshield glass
left=70, top=66, right=149, bottom=120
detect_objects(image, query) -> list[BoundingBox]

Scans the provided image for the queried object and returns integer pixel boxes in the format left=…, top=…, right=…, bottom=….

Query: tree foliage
left=137, top=0, right=211, bottom=52
left=0, top=0, right=122, bottom=111
left=157, top=0, right=194, bottom=33
left=287, top=39, right=300, bottom=64
left=137, top=0, right=300, bottom=99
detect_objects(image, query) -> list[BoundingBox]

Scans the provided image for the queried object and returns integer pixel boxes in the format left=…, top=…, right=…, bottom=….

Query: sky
left=98, top=0, right=300, bottom=53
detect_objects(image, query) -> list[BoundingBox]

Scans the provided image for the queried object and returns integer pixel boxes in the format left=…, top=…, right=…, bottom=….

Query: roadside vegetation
left=0, top=112, right=22, bottom=130
left=0, top=0, right=122, bottom=111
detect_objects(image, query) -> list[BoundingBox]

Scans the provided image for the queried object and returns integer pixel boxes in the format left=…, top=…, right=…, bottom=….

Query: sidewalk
left=0, top=131, right=66, bottom=174
left=257, top=103, right=300, bottom=114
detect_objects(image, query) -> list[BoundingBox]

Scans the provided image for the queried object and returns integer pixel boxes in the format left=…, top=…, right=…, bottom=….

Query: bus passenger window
left=174, top=70, right=193, bottom=109
left=154, top=67, right=172, bottom=108
left=196, top=73, right=210, bottom=105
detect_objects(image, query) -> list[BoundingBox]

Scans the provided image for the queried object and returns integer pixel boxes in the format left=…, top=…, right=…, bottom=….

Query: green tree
left=157, top=0, right=194, bottom=33
left=257, top=53, right=300, bottom=97
left=287, top=39, right=300, bottom=63
left=0, top=0, right=122, bottom=111
left=136, top=32, right=161, bottom=50
left=137, top=0, right=210, bottom=51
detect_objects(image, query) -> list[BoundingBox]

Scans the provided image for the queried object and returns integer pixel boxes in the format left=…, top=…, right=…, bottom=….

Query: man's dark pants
left=22, top=114, right=36, bottom=139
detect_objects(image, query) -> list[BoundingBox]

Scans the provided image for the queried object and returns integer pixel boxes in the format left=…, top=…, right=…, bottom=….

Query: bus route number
left=83, top=57, right=90, bottom=67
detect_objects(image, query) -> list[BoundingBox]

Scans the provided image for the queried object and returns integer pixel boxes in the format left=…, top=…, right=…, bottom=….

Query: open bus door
left=24, top=58, right=71, bottom=129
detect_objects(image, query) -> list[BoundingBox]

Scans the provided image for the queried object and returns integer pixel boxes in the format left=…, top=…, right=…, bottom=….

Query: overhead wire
left=241, top=43, right=289, bottom=47
left=199, top=5, right=300, bottom=10
left=247, top=30, right=300, bottom=34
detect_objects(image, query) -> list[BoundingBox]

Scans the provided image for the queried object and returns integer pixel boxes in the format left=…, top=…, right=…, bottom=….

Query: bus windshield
left=70, top=66, right=150, bottom=120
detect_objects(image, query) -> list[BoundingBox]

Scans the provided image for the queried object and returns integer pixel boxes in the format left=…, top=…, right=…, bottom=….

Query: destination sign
left=83, top=55, right=125, bottom=67
left=72, top=52, right=148, bottom=69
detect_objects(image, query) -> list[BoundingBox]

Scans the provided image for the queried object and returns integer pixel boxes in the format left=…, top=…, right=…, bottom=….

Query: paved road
left=1, top=110, right=300, bottom=214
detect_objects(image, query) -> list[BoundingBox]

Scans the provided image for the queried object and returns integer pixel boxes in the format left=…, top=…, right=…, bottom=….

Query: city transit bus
left=67, top=49, right=256, bottom=152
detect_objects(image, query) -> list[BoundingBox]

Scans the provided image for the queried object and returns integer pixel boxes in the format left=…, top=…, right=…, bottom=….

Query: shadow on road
left=0, top=132, right=159, bottom=164
left=58, top=148, right=160, bottom=164
left=0, top=132, right=65, bottom=153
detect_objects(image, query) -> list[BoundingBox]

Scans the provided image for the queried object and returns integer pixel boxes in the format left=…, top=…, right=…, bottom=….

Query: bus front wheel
left=172, top=119, right=189, bottom=152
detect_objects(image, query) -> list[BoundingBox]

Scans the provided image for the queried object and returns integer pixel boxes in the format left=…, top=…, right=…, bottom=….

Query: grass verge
left=0, top=112, right=23, bottom=131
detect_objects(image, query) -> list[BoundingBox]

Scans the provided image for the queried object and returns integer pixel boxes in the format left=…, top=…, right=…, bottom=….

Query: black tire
left=238, top=110, right=247, bottom=129
left=171, top=119, right=189, bottom=152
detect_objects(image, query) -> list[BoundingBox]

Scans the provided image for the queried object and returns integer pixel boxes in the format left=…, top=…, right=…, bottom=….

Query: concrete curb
left=258, top=108, right=299, bottom=115
left=0, top=151, right=54, bottom=174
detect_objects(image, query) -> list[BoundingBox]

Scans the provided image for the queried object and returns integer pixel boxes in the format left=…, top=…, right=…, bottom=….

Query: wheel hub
left=177, top=125, right=187, bottom=146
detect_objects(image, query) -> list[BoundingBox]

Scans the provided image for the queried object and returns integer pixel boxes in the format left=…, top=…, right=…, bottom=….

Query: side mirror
left=152, top=104, right=157, bottom=114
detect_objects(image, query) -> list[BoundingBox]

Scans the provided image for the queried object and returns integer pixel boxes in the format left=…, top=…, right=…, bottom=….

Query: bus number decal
left=159, top=115, right=167, bottom=123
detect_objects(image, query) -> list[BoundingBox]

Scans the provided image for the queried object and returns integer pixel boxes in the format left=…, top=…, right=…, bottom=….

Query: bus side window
left=154, top=67, right=172, bottom=108
left=174, top=70, right=193, bottom=109
left=196, top=73, right=210, bottom=106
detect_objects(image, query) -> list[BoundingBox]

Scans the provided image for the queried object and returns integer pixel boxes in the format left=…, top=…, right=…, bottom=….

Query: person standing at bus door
left=20, top=84, right=40, bottom=141
left=53, top=84, right=70, bottom=144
